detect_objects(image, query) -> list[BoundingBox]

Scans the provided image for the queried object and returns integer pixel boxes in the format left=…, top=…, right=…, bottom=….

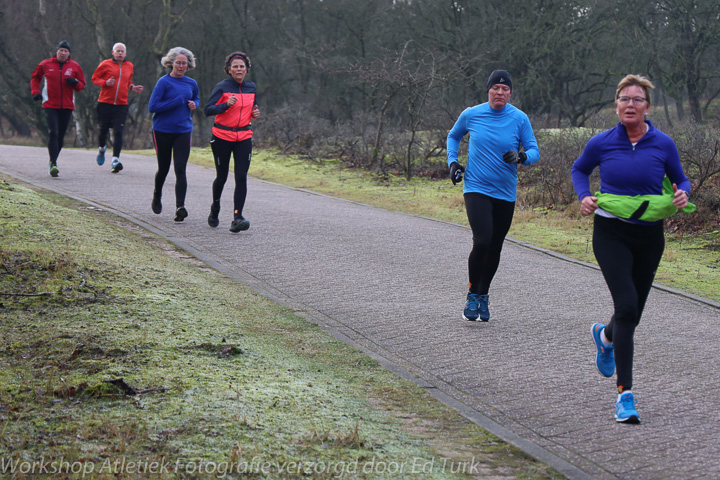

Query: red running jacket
left=92, top=58, right=136, bottom=105
left=203, top=78, right=257, bottom=142
left=30, top=57, right=85, bottom=110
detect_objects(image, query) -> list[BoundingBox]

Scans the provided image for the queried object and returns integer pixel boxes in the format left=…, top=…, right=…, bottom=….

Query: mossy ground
left=0, top=177, right=560, bottom=479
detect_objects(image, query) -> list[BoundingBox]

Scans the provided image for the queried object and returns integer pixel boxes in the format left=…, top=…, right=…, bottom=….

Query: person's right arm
left=571, top=137, right=600, bottom=215
left=148, top=77, right=185, bottom=113
left=447, top=109, right=468, bottom=167
left=203, top=83, right=229, bottom=117
left=91, top=62, right=108, bottom=88
left=30, top=61, right=44, bottom=97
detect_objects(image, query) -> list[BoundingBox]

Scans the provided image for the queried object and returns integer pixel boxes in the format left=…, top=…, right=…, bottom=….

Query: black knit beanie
left=56, top=40, right=71, bottom=52
left=486, top=70, right=511, bottom=92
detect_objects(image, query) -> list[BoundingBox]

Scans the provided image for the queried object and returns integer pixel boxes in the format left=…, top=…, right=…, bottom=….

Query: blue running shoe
left=463, top=293, right=480, bottom=321
left=478, top=294, right=490, bottom=321
left=111, top=160, right=123, bottom=173
left=97, top=149, right=105, bottom=166
left=591, top=323, right=615, bottom=377
left=49, top=162, right=59, bottom=177
left=615, top=391, right=640, bottom=423
left=229, top=217, right=250, bottom=232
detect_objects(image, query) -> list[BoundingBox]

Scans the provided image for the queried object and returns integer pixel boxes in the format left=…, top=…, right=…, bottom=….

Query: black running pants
left=97, top=103, right=129, bottom=158
left=152, top=130, right=192, bottom=208
left=592, top=215, right=665, bottom=391
left=209, top=135, right=252, bottom=219
left=464, top=192, right=515, bottom=295
left=44, top=108, right=73, bottom=164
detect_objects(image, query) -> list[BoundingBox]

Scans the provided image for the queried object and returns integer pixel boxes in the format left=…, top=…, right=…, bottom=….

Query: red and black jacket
left=203, top=78, right=257, bottom=142
left=30, top=56, right=85, bottom=110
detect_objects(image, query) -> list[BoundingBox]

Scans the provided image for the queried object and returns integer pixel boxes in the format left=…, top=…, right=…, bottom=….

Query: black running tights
left=593, top=215, right=665, bottom=391
left=210, top=135, right=252, bottom=219
left=152, top=130, right=191, bottom=208
left=97, top=103, right=129, bottom=158
left=45, top=108, right=73, bottom=164
left=464, top=192, right=515, bottom=295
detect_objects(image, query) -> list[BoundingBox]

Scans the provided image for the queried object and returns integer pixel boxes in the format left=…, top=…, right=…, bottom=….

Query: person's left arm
left=664, top=138, right=691, bottom=208
left=72, top=62, right=86, bottom=92
left=517, top=115, right=539, bottom=165
left=189, top=79, right=200, bottom=111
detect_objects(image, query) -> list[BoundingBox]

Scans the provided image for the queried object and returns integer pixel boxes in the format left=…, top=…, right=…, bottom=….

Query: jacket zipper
left=114, top=63, right=122, bottom=104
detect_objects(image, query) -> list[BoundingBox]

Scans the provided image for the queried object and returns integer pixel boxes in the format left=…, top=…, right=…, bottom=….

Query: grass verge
left=0, top=177, right=561, bottom=479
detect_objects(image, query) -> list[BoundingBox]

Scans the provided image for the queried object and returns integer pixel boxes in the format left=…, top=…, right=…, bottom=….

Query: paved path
left=1, top=145, right=718, bottom=479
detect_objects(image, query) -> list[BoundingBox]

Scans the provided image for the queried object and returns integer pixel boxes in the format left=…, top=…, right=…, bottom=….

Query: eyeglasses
left=617, top=96, right=647, bottom=105
left=173, top=61, right=188, bottom=66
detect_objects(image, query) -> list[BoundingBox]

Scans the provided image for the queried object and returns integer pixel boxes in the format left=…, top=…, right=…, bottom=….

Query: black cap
left=487, top=70, right=511, bottom=92
left=56, top=40, right=71, bottom=52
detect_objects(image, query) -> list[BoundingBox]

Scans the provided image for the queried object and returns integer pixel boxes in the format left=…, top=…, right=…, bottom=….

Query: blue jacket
left=447, top=103, right=539, bottom=202
left=571, top=120, right=690, bottom=224
left=148, top=74, right=200, bottom=133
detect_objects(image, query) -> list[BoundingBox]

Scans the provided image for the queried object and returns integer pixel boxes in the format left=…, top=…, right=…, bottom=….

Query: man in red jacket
left=30, top=40, right=86, bottom=177
left=91, top=42, right=144, bottom=173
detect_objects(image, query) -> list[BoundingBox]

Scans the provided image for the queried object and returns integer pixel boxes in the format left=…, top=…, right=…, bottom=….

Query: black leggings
left=44, top=108, right=73, bottom=163
left=97, top=103, right=129, bottom=158
left=593, top=215, right=665, bottom=391
left=464, top=192, right=515, bottom=295
left=210, top=135, right=252, bottom=218
left=152, top=130, right=192, bottom=208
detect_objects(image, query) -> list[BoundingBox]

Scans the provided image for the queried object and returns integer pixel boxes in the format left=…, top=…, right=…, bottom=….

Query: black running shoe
left=174, top=206, right=188, bottom=222
left=208, top=201, right=220, bottom=228
left=229, top=217, right=250, bottom=232
left=151, top=192, right=162, bottom=214
left=110, top=160, right=123, bottom=173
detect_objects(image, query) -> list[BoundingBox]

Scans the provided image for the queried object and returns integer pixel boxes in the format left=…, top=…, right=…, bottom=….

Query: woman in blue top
left=572, top=74, right=691, bottom=424
left=148, top=46, right=200, bottom=222
left=447, top=70, right=540, bottom=322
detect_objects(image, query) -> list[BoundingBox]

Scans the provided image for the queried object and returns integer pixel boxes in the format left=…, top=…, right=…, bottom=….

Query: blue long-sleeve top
left=572, top=120, right=690, bottom=201
left=148, top=74, right=200, bottom=133
left=447, top=103, right=540, bottom=201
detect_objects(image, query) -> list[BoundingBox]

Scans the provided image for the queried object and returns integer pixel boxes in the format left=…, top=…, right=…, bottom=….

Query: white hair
left=112, top=43, right=126, bottom=52
left=160, top=46, right=196, bottom=70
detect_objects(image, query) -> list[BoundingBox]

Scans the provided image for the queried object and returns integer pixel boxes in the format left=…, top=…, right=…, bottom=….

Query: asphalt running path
left=1, top=146, right=718, bottom=480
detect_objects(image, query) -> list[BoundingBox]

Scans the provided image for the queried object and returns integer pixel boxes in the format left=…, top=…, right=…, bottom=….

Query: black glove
left=65, top=77, right=79, bottom=86
left=449, top=162, right=464, bottom=185
left=502, top=150, right=527, bottom=165
left=33, top=93, right=42, bottom=101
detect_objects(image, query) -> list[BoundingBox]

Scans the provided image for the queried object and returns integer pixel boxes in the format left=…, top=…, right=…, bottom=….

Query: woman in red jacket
left=203, top=51, right=260, bottom=232
left=30, top=40, right=85, bottom=177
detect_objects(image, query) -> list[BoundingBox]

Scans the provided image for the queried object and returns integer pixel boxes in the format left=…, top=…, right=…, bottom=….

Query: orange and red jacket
left=92, top=58, right=136, bottom=105
left=203, top=78, right=257, bottom=142
left=30, top=56, right=85, bottom=110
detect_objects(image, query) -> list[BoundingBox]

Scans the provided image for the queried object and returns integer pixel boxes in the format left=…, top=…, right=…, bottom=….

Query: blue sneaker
left=110, top=159, right=123, bottom=173
left=478, top=294, right=490, bottom=321
left=49, top=162, right=59, bottom=177
left=97, top=149, right=105, bottom=166
left=591, top=323, right=615, bottom=377
left=463, top=293, right=480, bottom=321
left=615, top=392, right=640, bottom=423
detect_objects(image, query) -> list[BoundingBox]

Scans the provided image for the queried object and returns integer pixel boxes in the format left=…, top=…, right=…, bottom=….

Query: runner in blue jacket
left=572, top=74, right=691, bottom=424
left=447, top=70, right=540, bottom=322
left=148, top=47, right=200, bottom=222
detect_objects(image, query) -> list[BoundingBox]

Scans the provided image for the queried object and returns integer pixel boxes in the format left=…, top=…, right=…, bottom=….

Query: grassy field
left=0, top=177, right=561, bottom=479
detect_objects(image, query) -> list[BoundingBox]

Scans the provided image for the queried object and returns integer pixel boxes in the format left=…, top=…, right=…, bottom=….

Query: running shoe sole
left=111, top=162, right=123, bottom=173
left=49, top=165, right=59, bottom=177
left=229, top=219, right=250, bottom=232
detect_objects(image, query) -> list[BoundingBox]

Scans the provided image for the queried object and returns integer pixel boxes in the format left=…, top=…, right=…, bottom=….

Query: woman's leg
left=171, top=132, right=192, bottom=208
left=152, top=130, right=174, bottom=201
left=231, top=138, right=252, bottom=219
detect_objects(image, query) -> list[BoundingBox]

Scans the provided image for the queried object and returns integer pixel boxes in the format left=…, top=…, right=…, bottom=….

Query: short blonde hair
left=615, top=74, right=654, bottom=105
left=161, top=46, right=196, bottom=71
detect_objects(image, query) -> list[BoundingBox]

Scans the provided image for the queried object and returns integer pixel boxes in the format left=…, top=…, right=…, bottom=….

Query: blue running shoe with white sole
left=615, top=391, right=640, bottom=423
left=463, top=293, right=480, bottom=321
left=97, top=149, right=105, bottom=165
left=591, top=323, right=615, bottom=377
left=478, top=294, right=490, bottom=321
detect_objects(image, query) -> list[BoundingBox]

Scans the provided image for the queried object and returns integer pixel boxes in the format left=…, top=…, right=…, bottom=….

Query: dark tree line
left=0, top=0, right=718, bottom=172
